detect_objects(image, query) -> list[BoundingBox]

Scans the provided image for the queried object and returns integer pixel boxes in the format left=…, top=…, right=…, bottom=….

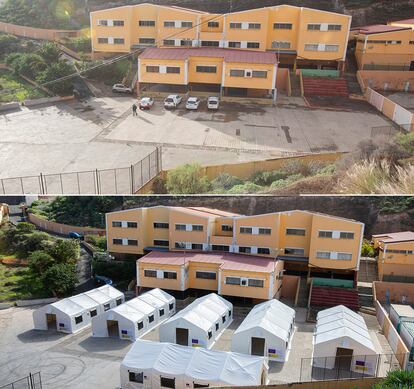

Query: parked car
left=186, top=97, right=201, bottom=110
left=94, top=275, right=113, bottom=286
left=68, top=231, right=83, bottom=240
left=207, top=96, right=220, bottom=110
left=164, top=95, right=182, bottom=108
left=112, top=84, right=132, bottom=94
left=139, top=97, right=154, bottom=110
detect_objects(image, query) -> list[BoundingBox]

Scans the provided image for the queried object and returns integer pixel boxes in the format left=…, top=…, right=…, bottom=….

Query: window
left=319, top=231, right=333, bottom=238
left=272, top=41, right=291, bottom=49
left=113, top=38, right=125, bottom=45
left=75, top=315, right=83, bottom=325
left=228, top=41, right=241, bottom=48
left=104, top=303, right=110, bottom=311
left=230, top=22, right=242, bottom=29
left=226, top=277, right=240, bottom=285
left=98, top=38, right=108, bottom=44
left=90, top=309, right=97, bottom=317
left=180, top=39, right=192, bottom=47
left=116, top=298, right=122, bottom=306
left=175, top=242, right=186, bottom=249
left=163, top=40, right=175, bottom=46
left=286, top=228, right=305, bottom=236
left=113, top=238, right=122, bottom=245
left=211, top=245, right=229, bottom=252
left=112, top=221, right=122, bottom=227
left=159, top=309, right=165, bottom=317
left=208, top=21, right=219, bottom=28
left=248, top=23, right=261, bottom=29
left=338, top=252, right=352, bottom=260
left=196, top=65, right=217, bottom=73
left=154, top=222, right=169, bottom=229
left=160, top=377, right=175, bottom=389
left=139, top=20, right=155, bottom=27
left=127, top=222, right=138, bottom=228
left=247, top=42, right=260, bottom=49
left=138, top=321, right=144, bottom=330
left=98, top=20, right=108, bottom=26
left=325, top=45, right=339, bottom=52
left=221, top=225, right=233, bottom=232
left=259, top=228, right=271, bottom=235
left=191, top=243, right=203, bottom=250
left=328, top=24, right=342, bottom=31
left=154, top=240, right=169, bottom=247
left=139, top=38, right=155, bottom=45
left=127, top=239, right=138, bottom=246
left=240, top=226, right=253, bottom=234
left=316, top=251, right=331, bottom=259
left=169, top=303, right=174, bottom=311
left=149, top=315, right=154, bottom=323
left=167, top=67, right=180, bottom=74
left=113, top=20, right=124, bottom=26
left=192, top=225, right=203, bottom=232
left=258, top=247, right=270, bottom=255
left=304, top=44, right=319, bottom=51
left=164, top=21, right=175, bottom=27
left=248, top=279, right=264, bottom=288
left=284, top=248, right=305, bottom=256
left=196, top=271, right=217, bottom=280
left=201, top=40, right=220, bottom=47
left=181, top=21, right=193, bottom=28
left=274, top=23, right=292, bottom=30
left=164, top=271, right=177, bottom=279
left=222, top=315, right=226, bottom=323
left=144, top=270, right=157, bottom=278
left=340, top=232, right=354, bottom=240
left=308, top=24, right=321, bottom=31
left=146, top=65, right=159, bottom=73
left=228, top=310, right=231, bottom=317
left=176, top=224, right=186, bottom=231
left=252, top=70, right=267, bottom=78
left=239, top=246, right=251, bottom=254
left=208, top=331, right=212, bottom=339
left=129, top=372, right=144, bottom=383
left=215, top=322, right=219, bottom=331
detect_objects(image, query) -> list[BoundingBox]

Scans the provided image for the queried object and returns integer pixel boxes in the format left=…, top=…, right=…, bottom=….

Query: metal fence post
left=95, top=169, right=100, bottom=195
left=20, top=177, right=24, bottom=194
left=1, top=178, right=5, bottom=195
left=300, top=358, right=303, bottom=382
left=130, top=165, right=134, bottom=194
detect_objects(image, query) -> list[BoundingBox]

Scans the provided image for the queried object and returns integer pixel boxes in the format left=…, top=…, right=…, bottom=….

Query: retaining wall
left=23, top=95, right=74, bottom=107
left=0, top=102, right=20, bottom=112
left=358, top=70, right=414, bottom=93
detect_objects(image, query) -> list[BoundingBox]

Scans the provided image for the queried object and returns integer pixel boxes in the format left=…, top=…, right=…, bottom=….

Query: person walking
left=132, top=103, right=138, bottom=116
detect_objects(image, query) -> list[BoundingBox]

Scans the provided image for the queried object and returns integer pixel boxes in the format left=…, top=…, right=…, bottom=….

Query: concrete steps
left=310, top=286, right=359, bottom=310
left=290, top=72, right=302, bottom=97
left=303, top=77, right=349, bottom=97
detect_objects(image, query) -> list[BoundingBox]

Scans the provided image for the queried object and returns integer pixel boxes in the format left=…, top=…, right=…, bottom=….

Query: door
left=410, top=61, right=414, bottom=71
left=335, top=347, right=353, bottom=371
left=107, top=320, right=119, bottom=338
left=251, top=337, right=265, bottom=356
left=46, top=313, right=56, bottom=330
left=176, top=328, right=189, bottom=346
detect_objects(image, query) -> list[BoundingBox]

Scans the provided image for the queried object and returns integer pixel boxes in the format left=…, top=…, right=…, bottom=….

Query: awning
left=144, top=246, right=170, bottom=252
left=277, top=255, right=309, bottom=262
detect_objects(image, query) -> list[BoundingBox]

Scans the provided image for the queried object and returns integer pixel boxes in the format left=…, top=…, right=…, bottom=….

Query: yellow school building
left=106, top=206, right=364, bottom=283
left=372, top=231, right=414, bottom=281
left=352, top=19, right=414, bottom=70
left=90, top=3, right=352, bottom=71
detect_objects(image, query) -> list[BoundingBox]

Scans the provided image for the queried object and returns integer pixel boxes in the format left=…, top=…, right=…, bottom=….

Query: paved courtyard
left=0, top=95, right=391, bottom=181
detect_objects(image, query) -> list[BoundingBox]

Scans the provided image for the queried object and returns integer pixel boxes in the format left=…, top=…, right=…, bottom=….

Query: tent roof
left=125, top=297, right=156, bottom=315
left=164, top=293, right=232, bottom=332
left=317, top=305, right=365, bottom=323
left=146, top=288, right=175, bottom=303
left=122, top=340, right=266, bottom=386
left=84, top=289, right=112, bottom=304
left=69, top=294, right=100, bottom=311
left=111, top=302, right=147, bottom=322
left=234, top=300, right=295, bottom=342
left=97, top=285, right=124, bottom=299
left=52, top=298, right=85, bottom=316
left=137, top=293, right=166, bottom=309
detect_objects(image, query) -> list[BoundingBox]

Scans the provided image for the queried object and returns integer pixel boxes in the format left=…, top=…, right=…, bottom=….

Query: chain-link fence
left=0, top=372, right=42, bottom=389
left=0, top=148, right=161, bottom=195
left=371, top=124, right=408, bottom=140
left=299, top=353, right=402, bottom=382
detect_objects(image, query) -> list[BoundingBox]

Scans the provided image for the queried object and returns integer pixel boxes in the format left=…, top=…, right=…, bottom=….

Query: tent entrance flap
left=107, top=320, right=119, bottom=338
left=251, top=337, right=265, bottom=356
left=335, top=347, right=353, bottom=371
left=46, top=313, right=56, bottom=330
left=176, top=328, right=189, bottom=346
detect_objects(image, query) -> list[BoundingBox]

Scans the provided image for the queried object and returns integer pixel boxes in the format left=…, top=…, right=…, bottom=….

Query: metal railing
left=0, top=372, right=42, bottom=389
left=371, top=124, right=409, bottom=140
left=362, top=63, right=414, bottom=72
left=0, top=147, right=161, bottom=195
left=299, top=353, right=402, bottom=382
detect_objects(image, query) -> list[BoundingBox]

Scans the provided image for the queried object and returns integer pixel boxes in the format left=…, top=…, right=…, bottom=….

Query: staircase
left=302, top=76, right=349, bottom=97
left=310, top=285, right=359, bottom=310
left=290, top=72, right=302, bottom=97
left=297, top=277, right=309, bottom=307
left=357, top=258, right=378, bottom=311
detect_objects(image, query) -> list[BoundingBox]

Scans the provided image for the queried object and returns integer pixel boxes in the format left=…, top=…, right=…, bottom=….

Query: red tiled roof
left=139, top=47, right=277, bottom=64
left=354, top=24, right=410, bottom=35
left=373, top=231, right=414, bottom=243
left=139, top=251, right=278, bottom=272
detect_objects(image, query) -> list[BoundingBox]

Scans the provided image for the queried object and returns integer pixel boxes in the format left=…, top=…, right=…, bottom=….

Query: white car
left=112, top=84, right=132, bottom=94
left=207, top=96, right=219, bottom=110
left=139, top=97, right=154, bottom=110
left=164, top=95, right=182, bottom=108
left=186, top=97, right=201, bottom=110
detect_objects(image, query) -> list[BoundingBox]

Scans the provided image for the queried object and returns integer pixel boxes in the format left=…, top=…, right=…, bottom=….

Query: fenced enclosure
left=0, top=148, right=161, bottom=195
left=299, top=353, right=402, bottom=382
left=0, top=372, right=42, bottom=389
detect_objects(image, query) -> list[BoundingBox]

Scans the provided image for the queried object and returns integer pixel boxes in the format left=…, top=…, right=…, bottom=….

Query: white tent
left=120, top=339, right=269, bottom=389
left=32, top=286, right=125, bottom=333
left=313, top=305, right=378, bottom=375
left=159, top=293, right=233, bottom=349
left=231, top=299, right=295, bottom=362
left=92, top=288, right=175, bottom=341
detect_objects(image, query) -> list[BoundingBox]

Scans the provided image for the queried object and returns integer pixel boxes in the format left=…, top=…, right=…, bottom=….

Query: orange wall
left=357, top=70, right=414, bottom=92
left=373, top=281, right=414, bottom=305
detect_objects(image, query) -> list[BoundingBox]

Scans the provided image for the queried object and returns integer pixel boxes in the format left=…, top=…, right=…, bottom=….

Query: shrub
left=396, top=132, right=414, bottom=155
left=6, top=52, right=46, bottom=80
left=85, top=235, right=107, bottom=251
left=47, top=239, right=80, bottom=264
left=316, top=164, right=336, bottom=176
left=281, top=160, right=312, bottom=176
left=28, top=250, right=55, bottom=275
left=166, top=163, right=210, bottom=194
left=36, top=61, right=75, bottom=95
left=211, top=173, right=243, bottom=191
left=16, top=222, right=36, bottom=234
left=227, top=182, right=263, bottom=194
left=269, top=174, right=304, bottom=190
left=361, top=239, right=374, bottom=257
left=41, top=263, right=78, bottom=297
left=250, top=170, right=287, bottom=186
left=92, top=260, right=135, bottom=283
left=373, top=369, right=414, bottom=389
left=17, top=231, right=50, bottom=255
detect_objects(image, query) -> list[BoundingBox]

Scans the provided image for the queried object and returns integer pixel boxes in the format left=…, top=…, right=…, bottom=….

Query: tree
left=17, top=231, right=50, bottom=255
left=373, top=369, right=414, bottom=388
left=41, top=263, right=78, bottom=297
left=361, top=239, right=374, bottom=257
left=16, top=222, right=36, bottom=234
left=0, top=33, right=19, bottom=55
left=39, top=42, right=61, bottom=64
left=47, top=239, right=80, bottom=264
left=166, top=163, right=211, bottom=194
left=36, top=61, right=75, bottom=95
left=28, top=250, right=55, bottom=275
left=6, top=52, right=46, bottom=80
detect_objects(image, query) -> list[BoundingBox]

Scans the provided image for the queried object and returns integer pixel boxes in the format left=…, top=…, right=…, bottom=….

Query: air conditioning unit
left=245, top=70, right=252, bottom=78
left=241, top=278, right=248, bottom=286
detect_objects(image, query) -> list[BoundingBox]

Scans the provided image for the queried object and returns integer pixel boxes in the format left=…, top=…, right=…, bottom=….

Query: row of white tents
left=33, top=285, right=125, bottom=333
